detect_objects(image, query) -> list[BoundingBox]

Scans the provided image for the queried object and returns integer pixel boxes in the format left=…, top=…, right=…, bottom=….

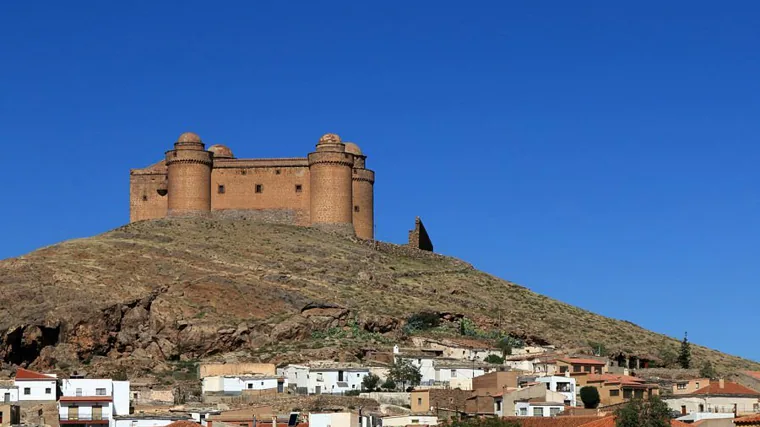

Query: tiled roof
left=578, top=416, right=691, bottom=427
left=559, top=358, right=607, bottom=366
left=692, top=380, right=760, bottom=396
left=14, top=368, right=57, bottom=381
left=165, top=421, right=204, bottom=427
left=501, top=416, right=604, bottom=427
left=735, top=414, right=760, bottom=425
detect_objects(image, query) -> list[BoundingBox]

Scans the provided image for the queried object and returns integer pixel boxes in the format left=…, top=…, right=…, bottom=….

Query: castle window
left=255, top=184, right=263, bottom=193
left=275, top=169, right=281, bottom=175
left=354, top=205, right=360, bottom=212
left=218, top=185, right=225, bottom=194
left=142, top=195, right=148, bottom=201
left=241, top=170, right=247, bottom=175
left=156, top=189, right=167, bottom=196
left=295, top=184, right=302, bottom=193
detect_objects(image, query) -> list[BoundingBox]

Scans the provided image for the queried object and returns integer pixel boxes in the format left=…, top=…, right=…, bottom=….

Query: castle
left=130, top=132, right=375, bottom=239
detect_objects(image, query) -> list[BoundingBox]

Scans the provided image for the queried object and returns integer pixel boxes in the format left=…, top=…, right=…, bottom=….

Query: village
left=2, top=335, right=760, bottom=427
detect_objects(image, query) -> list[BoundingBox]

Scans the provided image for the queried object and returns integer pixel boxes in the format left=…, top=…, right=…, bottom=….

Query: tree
left=381, top=378, right=396, bottom=391
left=657, top=346, right=678, bottom=368
left=497, top=338, right=513, bottom=357
left=484, top=354, right=504, bottom=364
left=580, top=386, right=601, bottom=409
left=389, top=359, right=422, bottom=390
left=362, top=373, right=381, bottom=392
left=678, top=332, right=691, bottom=369
left=699, top=361, right=717, bottom=379
left=615, top=397, right=671, bottom=427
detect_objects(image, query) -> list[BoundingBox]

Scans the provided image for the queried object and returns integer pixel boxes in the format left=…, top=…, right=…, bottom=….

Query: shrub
left=484, top=354, right=504, bottom=364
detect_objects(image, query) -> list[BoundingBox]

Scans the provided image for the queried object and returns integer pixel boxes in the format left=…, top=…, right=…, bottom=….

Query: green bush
left=580, top=386, right=600, bottom=409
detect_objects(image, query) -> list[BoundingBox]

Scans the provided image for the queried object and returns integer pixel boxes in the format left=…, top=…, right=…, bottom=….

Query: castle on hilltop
left=130, top=132, right=375, bottom=239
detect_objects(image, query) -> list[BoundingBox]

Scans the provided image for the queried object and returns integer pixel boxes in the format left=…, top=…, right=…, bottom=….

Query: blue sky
left=1, top=1, right=759, bottom=361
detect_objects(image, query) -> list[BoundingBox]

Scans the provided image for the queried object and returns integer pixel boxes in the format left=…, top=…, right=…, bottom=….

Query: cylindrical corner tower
left=308, top=133, right=354, bottom=234
left=345, top=142, right=375, bottom=240
left=165, top=132, right=213, bottom=217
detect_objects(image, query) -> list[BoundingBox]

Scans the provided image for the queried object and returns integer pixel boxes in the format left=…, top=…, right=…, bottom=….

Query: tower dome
left=177, top=132, right=202, bottom=144
left=208, top=144, right=234, bottom=159
left=344, top=142, right=362, bottom=156
left=318, top=133, right=342, bottom=145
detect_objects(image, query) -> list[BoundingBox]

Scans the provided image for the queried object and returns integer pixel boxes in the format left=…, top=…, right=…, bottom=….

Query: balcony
left=59, top=414, right=110, bottom=424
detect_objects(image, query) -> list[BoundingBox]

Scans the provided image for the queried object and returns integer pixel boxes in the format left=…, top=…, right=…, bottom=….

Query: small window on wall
left=24, top=388, right=30, bottom=395
left=142, top=195, right=148, bottom=201
left=218, top=184, right=225, bottom=194
left=354, top=205, right=360, bottom=212
left=275, top=169, right=281, bottom=175
left=248, top=384, right=253, bottom=389
left=295, top=184, right=302, bottom=193
left=255, top=184, right=263, bottom=193
left=241, top=170, right=247, bottom=175
left=156, top=189, right=167, bottom=196
left=45, top=388, right=51, bottom=394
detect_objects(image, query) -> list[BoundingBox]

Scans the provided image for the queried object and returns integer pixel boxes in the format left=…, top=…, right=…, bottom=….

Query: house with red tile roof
left=58, top=377, right=130, bottom=427
left=663, top=379, right=760, bottom=417
left=13, top=368, right=57, bottom=402
left=736, top=413, right=760, bottom=426
left=557, top=358, right=607, bottom=375
left=573, top=373, right=659, bottom=407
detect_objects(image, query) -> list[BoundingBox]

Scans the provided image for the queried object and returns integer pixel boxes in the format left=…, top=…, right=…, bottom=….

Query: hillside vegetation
left=0, top=217, right=756, bottom=376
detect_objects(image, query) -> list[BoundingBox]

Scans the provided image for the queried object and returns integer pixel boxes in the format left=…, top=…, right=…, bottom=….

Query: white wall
left=515, top=403, right=563, bottom=417
left=381, top=415, right=438, bottom=426
left=535, top=377, right=576, bottom=407
left=434, top=368, right=485, bottom=383
left=113, top=381, right=130, bottom=416
left=309, top=370, right=368, bottom=394
left=114, top=419, right=180, bottom=427
left=202, top=377, right=225, bottom=393
left=59, top=401, right=113, bottom=420
left=241, top=377, right=278, bottom=391
left=664, top=396, right=760, bottom=415
left=0, top=387, right=19, bottom=402
left=399, top=357, right=436, bottom=385
left=15, top=380, right=57, bottom=401
left=62, top=379, right=114, bottom=397
left=309, top=412, right=359, bottom=427
left=284, top=366, right=309, bottom=391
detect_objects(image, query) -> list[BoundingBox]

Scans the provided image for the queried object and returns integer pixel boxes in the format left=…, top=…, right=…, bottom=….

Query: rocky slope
left=0, top=217, right=756, bottom=377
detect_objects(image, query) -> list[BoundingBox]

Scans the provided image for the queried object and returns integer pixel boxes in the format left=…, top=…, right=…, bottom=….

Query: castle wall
left=166, top=150, right=212, bottom=216
left=210, top=160, right=310, bottom=226
left=308, top=151, right=354, bottom=232
left=408, top=217, right=434, bottom=252
left=129, top=173, right=168, bottom=222
left=352, top=168, right=375, bottom=240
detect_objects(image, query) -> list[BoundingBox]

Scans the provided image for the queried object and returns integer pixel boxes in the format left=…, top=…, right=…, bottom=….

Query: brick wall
left=408, top=217, right=433, bottom=252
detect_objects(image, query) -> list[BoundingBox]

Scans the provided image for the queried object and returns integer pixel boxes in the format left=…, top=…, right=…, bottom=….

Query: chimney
left=719, top=379, right=725, bottom=389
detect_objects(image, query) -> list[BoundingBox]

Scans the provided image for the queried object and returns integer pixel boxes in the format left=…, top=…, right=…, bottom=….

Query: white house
left=113, top=415, right=191, bottom=427
left=381, top=415, right=438, bottom=426
left=663, top=380, right=760, bottom=416
left=59, top=377, right=130, bottom=427
left=514, top=400, right=565, bottom=417
left=283, top=365, right=310, bottom=394
left=433, top=360, right=492, bottom=385
left=309, top=412, right=360, bottom=427
left=0, top=381, right=19, bottom=403
left=201, top=375, right=282, bottom=395
left=393, top=347, right=437, bottom=386
left=534, top=376, right=576, bottom=407
left=14, top=368, right=57, bottom=402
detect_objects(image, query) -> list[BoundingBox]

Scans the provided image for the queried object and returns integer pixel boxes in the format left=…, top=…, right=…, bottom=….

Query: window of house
left=248, top=384, right=253, bottom=389
left=623, top=389, right=632, bottom=399
left=338, top=371, right=344, bottom=381
left=255, top=184, right=263, bottom=193
left=573, top=365, right=581, bottom=372
left=695, top=382, right=700, bottom=389
left=133, top=392, right=138, bottom=399
left=0, top=411, right=3, bottom=424
left=76, top=388, right=82, bottom=396
left=677, top=384, right=686, bottom=390
left=495, top=401, right=502, bottom=411
left=261, top=382, right=264, bottom=386
left=96, top=388, right=106, bottom=396
left=295, top=184, right=302, bottom=193
left=451, top=370, right=457, bottom=378
left=45, top=388, right=51, bottom=394
left=549, top=407, right=560, bottom=416
left=698, top=404, right=704, bottom=412
left=594, top=367, right=602, bottom=374
left=24, top=388, right=30, bottom=395
left=610, top=390, right=619, bottom=397
left=559, top=366, right=568, bottom=374
left=218, top=184, right=225, bottom=194
left=417, top=398, right=422, bottom=405
left=351, top=385, right=356, bottom=389
left=519, top=408, right=527, bottom=416
left=583, top=365, right=591, bottom=372
left=354, top=205, right=360, bottom=212
left=533, top=407, right=543, bottom=417
left=411, top=419, right=419, bottom=424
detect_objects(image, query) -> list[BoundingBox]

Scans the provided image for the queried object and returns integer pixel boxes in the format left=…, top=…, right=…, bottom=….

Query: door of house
left=315, top=386, right=321, bottom=395
left=3, top=393, right=9, bottom=403
left=92, top=405, right=103, bottom=420
left=68, top=405, right=79, bottom=421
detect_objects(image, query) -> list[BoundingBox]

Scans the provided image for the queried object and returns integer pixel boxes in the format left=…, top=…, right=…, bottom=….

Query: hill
left=0, top=217, right=756, bottom=377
